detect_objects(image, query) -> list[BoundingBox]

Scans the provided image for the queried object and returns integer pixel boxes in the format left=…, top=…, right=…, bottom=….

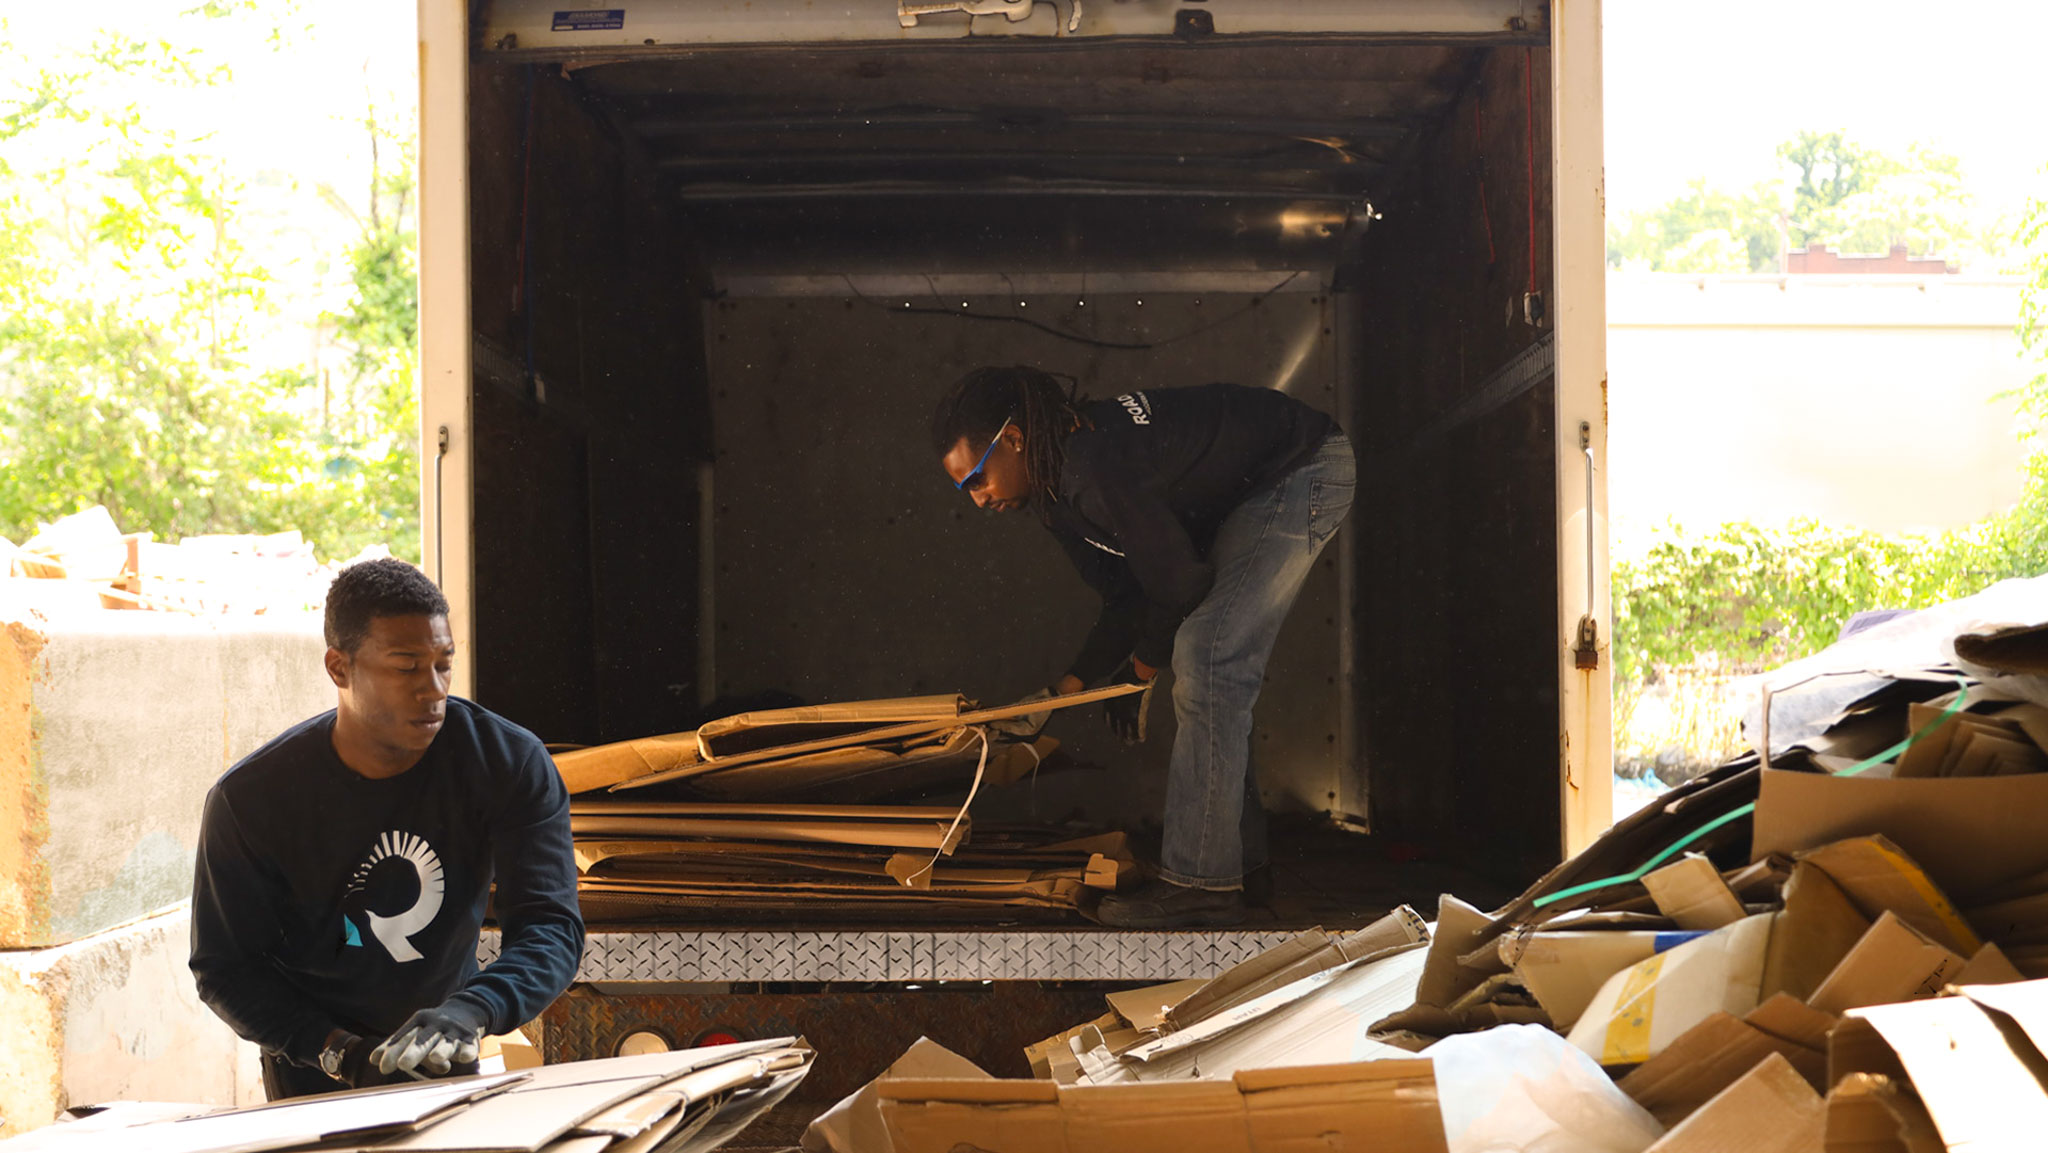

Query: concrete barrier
left=0, top=904, right=264, bottom=1139
left=0, top=608, right=333, bottom=948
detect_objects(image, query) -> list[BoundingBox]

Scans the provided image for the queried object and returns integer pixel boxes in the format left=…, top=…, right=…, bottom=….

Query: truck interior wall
left=700, top=290, right=1349, bottom=829
left=467, top=65, right=710, bottom=746
left=1349, top=46, right=1561, bottom=880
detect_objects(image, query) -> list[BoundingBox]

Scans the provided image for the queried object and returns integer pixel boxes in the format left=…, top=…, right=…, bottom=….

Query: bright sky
left=1605, top=0, right=2047, bottom=233
left=0, top=0, right=416, bottom=215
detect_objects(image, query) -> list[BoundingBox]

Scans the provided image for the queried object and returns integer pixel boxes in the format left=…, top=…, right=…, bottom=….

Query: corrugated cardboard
left=1642, top=1052, right=1823, bottom=1153
left=801, top=1037, right=988, bottom=1153
left=1617, top=995, right=1833, bottom=1127
left=1761, top=863, right=1871, bottom=1004
left=878, top=1061, right=1449, bottom=1153
left=1752, top=768, right=2048, bottom=902
left=1110, top=947, right=1428, bottom=1082
left=568, top=814, right=965, bottom=852
left=687, top=733, right=1059, bottom=802
left=1167, top=908, right=1429, bottom=1029
left=1806, top=913, right=1967, bottom=1017
left=1643, top=854, right=1748, bottom=931
left=1025, top=1010, right=1124, bottom=1083
left=1106, top=980, right=1207, bottom=1034
left=697, top=695, right=967, bottom=759
left=1829, top=994, right=2048, bottom=1149
left=554, top=734, right=702, bottom=794
left=1962, top=888, right=2048, bottom=947
left=1823, top=1073, right=1942, bottom=1153
left=1953, top=979, right=2048, bottom=1059
left=1504, top=928, right=1710, bottom=1030
left=1894, top=702, right=2027, bottom=778
left=620, top=682, right=1147, bottom=788
left=1795, top=837, right=1980, bottom=955
left=1952, top=941, right=2028, bottom=986
left=1413, top=895, right=1495, bottom=1010
left=1567, top=914, right=1775, bottom=1066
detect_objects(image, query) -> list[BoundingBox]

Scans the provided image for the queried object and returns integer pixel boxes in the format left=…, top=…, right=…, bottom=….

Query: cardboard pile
left=1021, top=909, right=1432, bottom=1085
left=554, top=688, right=1147, bottom=922
left=0, top=1039, right=812, bottom=1153
left=2, top=505, right=364, bottom=615
left=811, top=581, right=2048, bottom=1151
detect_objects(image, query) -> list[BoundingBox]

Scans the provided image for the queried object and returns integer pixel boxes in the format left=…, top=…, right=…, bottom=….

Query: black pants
left=259, top=1049, right=481, bottom=1101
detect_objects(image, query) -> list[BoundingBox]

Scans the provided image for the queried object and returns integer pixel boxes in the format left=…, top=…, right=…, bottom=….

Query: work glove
left=370, top=997, right=491, bottom=1078
left=988, top=686, right=1057, bottom=739
left=1104, top=659, right=1156, bottom=745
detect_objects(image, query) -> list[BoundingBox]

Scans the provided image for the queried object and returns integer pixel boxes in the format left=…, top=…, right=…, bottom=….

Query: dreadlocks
left=930, top=366, right=1087, bottom=518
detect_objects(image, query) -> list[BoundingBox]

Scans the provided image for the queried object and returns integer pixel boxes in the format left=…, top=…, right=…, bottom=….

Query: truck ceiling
left=475, top=5, right=1546, bottom=277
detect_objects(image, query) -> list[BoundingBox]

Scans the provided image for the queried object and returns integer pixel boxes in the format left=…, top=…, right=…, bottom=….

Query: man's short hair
left=324, top=558, right=450, bottom=654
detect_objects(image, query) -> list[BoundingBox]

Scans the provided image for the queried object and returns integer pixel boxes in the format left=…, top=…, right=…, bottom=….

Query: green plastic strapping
left=1531, top=675, right=1972, bottom=910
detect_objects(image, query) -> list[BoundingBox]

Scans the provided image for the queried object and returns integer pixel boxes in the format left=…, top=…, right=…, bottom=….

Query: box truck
left=416, top=0, right=1609, bottom=1099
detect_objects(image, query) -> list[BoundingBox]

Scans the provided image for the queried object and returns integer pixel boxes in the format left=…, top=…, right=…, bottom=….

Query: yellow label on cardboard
left=1600, top=952, right=1666, bottom=1065
left=1867, top=839, right=1981, bottom=954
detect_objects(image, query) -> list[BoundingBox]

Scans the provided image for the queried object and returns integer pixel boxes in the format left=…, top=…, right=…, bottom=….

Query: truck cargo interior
left=458, top=7, right=1563, bottom=919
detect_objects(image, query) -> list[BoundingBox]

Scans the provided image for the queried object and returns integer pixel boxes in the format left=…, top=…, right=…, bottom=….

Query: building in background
left=1607, top=269, right=2030, bottom=546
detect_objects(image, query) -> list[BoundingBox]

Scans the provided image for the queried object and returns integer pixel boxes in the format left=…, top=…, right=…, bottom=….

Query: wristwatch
left=318, top=1031, right=359, bottom=1081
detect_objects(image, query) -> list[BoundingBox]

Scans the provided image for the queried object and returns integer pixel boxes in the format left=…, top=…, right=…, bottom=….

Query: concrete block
left=0, top=904, right=263, bottom=1139
left=0, top=609, right=332, bottom=947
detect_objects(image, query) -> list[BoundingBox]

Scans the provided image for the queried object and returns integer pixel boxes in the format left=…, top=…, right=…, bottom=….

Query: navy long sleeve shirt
left=190, top=697, right=583, bottom=1066
left=1048, top=384, right=1337, bottom=683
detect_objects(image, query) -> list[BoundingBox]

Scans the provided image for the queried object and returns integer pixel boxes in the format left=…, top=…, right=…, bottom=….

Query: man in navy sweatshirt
left=933, top=367, right=1355, bottom=928
left=190, top=558, right=583, bottom=1098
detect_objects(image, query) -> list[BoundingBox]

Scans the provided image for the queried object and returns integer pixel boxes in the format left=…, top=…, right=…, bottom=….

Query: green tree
left=0, top=13, right=419, bottom=561
left=1608, top=131, right=1987, bottom=272
left=1607, top=178, right=1781, bottom=273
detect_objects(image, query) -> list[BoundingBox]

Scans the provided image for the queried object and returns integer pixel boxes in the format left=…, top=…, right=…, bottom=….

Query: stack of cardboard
left=0, top=1040, right=811, bottom=1153
left=572, top=800, right=1135, bottom=920
left=553, top=687, right=1146, bottom=922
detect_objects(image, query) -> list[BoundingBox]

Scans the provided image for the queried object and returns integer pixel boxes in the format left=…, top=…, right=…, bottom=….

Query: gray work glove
left=988, top=686, right=1057, bottom=739
left=370, top=998, right=490, bottom=1078
left=1104, top=659, right=1156, bottom=745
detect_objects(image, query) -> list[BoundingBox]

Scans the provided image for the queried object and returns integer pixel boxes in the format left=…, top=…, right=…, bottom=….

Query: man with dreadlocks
left=934, top=366, right=1355, bottom=927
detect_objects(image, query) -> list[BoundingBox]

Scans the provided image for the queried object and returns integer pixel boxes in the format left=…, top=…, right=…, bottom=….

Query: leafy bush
left=1615, top=487, right=2048, bottom=687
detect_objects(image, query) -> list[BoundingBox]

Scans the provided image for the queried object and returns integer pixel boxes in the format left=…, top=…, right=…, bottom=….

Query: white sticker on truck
left=552, top=9, right=625, bottom=32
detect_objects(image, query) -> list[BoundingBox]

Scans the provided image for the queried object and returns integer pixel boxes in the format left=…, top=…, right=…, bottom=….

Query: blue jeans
left=1158, top=433, right=1356, bottom=890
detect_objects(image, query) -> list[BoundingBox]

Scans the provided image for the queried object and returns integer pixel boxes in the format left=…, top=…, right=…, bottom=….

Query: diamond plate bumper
left=481, top=927, right=1305, bottom=982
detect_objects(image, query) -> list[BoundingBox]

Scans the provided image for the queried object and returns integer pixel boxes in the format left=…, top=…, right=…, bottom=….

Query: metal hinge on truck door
left=899, top=0, right=1082, bottom=33
left=1573, top=421, right=1599, bottom=671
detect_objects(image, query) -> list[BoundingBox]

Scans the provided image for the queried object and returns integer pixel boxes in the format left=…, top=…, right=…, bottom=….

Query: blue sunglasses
left=954, top=416, right=1015, bottom=492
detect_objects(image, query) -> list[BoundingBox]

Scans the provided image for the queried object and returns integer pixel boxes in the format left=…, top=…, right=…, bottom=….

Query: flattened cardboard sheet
left=1643, top=853, right=1747, bottom=931
left=1617, top=1004, right=1828, bottom=1128
left=567, top=815, right=965, bottom=852
left=697, top=695, right=968, bottom=759
left=878, top=1060, right=1449, bottom=1153
left=1641, top=1052, right=1822, bottom=1153
left=1753, top=769, right=2048, bottom=901
left=1168, top=907, right=1428, bottom=1030
left=1805, top=912, right=1966, bottom=1017
left=554, top=735, right=701, bottom=795
left=802, top=1037, right=989, bottom=1153
left=619, top=683, right=1147, bottom=789
left=1833, top=995, right=2048, bottom=1150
